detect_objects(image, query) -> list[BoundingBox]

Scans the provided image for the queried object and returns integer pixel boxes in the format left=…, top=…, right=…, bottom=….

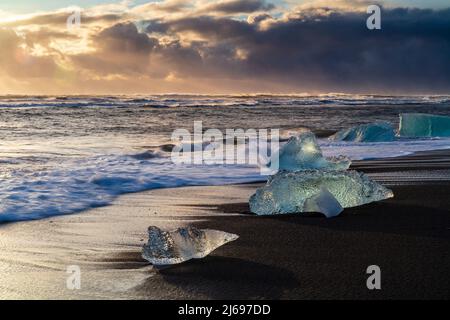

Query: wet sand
left=0, top=150, right=449, bottom=299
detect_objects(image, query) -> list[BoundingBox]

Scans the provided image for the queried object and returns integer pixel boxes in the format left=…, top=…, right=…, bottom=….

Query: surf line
left=178, top=304, right=213, bottom=318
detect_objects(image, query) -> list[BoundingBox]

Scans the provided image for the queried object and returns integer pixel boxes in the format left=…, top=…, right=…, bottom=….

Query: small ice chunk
left=249, top=170, right=393, bottom=216
left=399, top=113, right=450, bottom=137
left=275, top=132, right=351, bottom=171
left=329, top=122, right=395, bottom=142
left=303, top=187, right=344, bottom=218
left=142, top=226, right=238, bottom=266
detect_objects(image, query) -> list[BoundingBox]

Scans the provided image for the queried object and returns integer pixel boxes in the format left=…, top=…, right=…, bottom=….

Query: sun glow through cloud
left=0, top=0, right=449, bottom=94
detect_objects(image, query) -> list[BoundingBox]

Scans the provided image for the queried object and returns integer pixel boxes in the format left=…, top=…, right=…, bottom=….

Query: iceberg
left=399, top=113, right=450, bottom=137
left=275, top=132, right=351, bottom=171
left=142, top=226, right=238, bottom=266
left=249, top=170, right=393, bottom=216
left=329, top=122, right=395, bottom=142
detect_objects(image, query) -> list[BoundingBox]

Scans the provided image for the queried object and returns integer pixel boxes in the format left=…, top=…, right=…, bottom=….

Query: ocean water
left=1, top=94, right=450, bottom=222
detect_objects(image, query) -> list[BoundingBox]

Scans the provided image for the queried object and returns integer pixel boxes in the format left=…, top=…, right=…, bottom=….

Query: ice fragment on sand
left=142, top=226, right=238, bottom=266
left=249, top=170, right=393, bottom=215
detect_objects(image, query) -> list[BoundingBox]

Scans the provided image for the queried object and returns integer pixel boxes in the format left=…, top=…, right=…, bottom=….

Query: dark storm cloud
left=147, top=16, right=254, bottom=40
left=72, top=23, right=160, bottom=76
left=200, top=0, right=275, bottom=14
left=96, top=22, right=158, bottom=53
left=140, top=7, right=450, bottom=93
left=261, top=7, right=450, bottom=93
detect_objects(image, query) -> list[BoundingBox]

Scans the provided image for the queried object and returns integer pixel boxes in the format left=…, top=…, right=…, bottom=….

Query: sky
left=0, top=0, right=449, bottom=94
left=1, top=0, right=449, bottom=12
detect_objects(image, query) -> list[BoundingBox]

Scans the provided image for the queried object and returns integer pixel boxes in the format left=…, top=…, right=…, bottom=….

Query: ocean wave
left=0, top=94, right=449, bottom=223
left=1, top=137, right=450, bottom=223
left=1, top=94, right=449, bottom=109
left=0, top=152, right=262, bottom=223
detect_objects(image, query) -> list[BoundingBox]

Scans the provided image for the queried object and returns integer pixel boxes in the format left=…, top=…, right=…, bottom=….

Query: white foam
left=0, top=152, right=262, bottom=222
left=1, top=137, right=450, bottom=222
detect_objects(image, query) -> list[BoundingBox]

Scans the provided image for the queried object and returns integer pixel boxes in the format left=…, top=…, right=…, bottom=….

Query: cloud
left=148, top=6, right=450, bottom=93
left=96, top=22, right=157, bottom=53
left=199, top=0, right=275, bottom=14
left=0, top=28, right=60, bottom=79
left=0, top=1, right=449, bottom=94
left=1, top=11, right=125, bottom=28
left=71, top=23, right=159, bottom=77
left=131, top=0, right=193, bottom=17
left=146, top=16, right=255, bottom=40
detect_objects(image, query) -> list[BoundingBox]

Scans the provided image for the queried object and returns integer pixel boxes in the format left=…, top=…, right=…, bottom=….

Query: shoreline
left=0, top=150, right=449, bottom=299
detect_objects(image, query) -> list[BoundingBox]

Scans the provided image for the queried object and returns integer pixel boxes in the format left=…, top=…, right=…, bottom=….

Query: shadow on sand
left=103, top=251, right=300, bottom=299
left=154, top=256, right=300, bottom=299
left=200, top=183, right=450, bottom=239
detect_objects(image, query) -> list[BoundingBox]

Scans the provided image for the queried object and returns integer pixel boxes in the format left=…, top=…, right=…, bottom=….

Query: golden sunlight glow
left=0, top=0, right=447, bottom=95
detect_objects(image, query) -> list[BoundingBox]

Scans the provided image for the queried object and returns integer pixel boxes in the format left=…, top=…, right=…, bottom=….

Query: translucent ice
left=142, top=226, right=238, bottom=266
left=329, top=122, right=395, bottom=142
left=249, top=170, right=393, bottom=216
left=275, top=132, right=351, bottom=171
left=399, top=113, right=450, bottom=137
left=303, top=187, right=344, bottom=218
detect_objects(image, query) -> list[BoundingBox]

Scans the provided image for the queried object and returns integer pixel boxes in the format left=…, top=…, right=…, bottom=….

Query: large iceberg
left=399, top=113, right=450, bottom=137
left=142, top=226, right=238, bottom=266
left=329, top=122, right=395, bottom=142
left=249, top=170, right=393, bottom=216
left=274, top=132, right=351, bottom=171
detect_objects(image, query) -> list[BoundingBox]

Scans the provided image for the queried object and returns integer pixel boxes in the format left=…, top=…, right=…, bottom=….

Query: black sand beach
left=129, top=187, right=449, bottom=299
left=123, top=151, right=450, bottom=300
left=1, top=150, right=449, bottom=299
